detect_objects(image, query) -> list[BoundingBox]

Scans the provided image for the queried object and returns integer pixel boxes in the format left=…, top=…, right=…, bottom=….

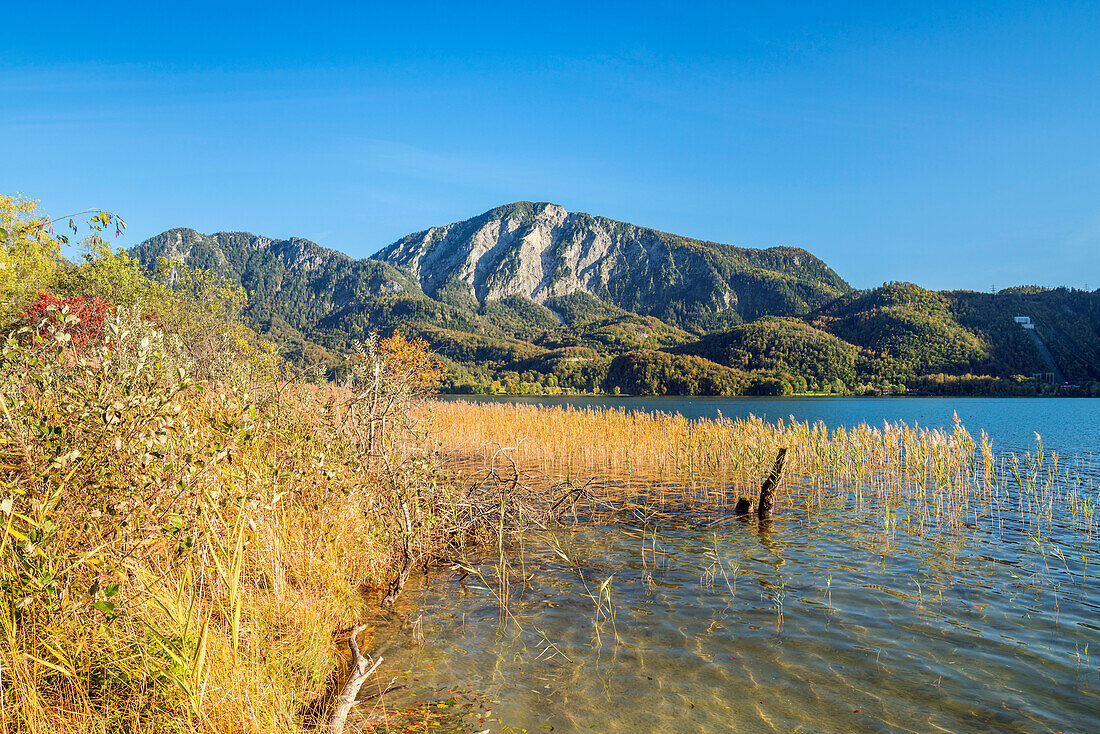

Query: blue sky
left=2, top=1, right=1098, bottom=290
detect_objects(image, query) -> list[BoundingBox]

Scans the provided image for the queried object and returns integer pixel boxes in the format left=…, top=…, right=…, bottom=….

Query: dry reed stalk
left=424, top=400, right=1095, bottom=539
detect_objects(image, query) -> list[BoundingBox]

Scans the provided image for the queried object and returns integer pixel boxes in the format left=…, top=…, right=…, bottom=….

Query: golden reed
left=425, top=400, right=1096, bottom=538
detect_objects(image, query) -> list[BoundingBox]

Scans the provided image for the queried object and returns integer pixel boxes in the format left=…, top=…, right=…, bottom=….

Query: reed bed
left=425, top=400, right=1097, bottom=541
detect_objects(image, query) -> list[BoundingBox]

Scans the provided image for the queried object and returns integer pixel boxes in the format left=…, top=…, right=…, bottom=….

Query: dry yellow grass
left=1, top=333, right=450, bottom=733
left=424, top=400, right=1096, bottom=538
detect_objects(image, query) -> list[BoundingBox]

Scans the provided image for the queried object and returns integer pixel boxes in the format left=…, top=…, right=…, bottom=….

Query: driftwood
left=326, top=624, right=384, bottom=733
left=734, top=448, right=789, bottom=518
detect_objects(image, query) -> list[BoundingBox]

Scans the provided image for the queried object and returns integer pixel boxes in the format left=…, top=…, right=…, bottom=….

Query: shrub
left=19, top=290, right=114, bottom=352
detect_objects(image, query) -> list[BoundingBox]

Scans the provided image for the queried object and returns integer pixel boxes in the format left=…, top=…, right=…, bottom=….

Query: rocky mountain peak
left=374, top=202, right=850, bottom=332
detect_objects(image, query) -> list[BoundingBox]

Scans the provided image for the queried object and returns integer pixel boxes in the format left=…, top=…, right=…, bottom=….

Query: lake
left=355, top=396, right=1099, bottom=733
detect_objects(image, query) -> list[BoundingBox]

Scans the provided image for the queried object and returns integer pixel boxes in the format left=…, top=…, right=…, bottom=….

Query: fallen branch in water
left=326, top=624, right=383, bottom=733
left=548, top=478, right=595, bottom=526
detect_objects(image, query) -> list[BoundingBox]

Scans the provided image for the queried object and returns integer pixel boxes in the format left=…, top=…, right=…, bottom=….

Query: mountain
left=808, top=283, right=991, bottom=379
left=129, top=208, right=1100, bottom=397
left=374, top=202, right=852, bottom=333
left=130, top=227, right=436, bottom=363
left=132, top=227, right=423, bottom=323
left=673, top=283, right=1100, bottom=392
left=130, top=203, right=854, bottom=372
left=673, top=316, right=861, bottom=387
left=808, top=283, right=1100, bottom=382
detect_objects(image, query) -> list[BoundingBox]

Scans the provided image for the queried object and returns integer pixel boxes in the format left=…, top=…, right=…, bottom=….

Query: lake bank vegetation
left=3, top=193, right=1096, bottom=732
left=0, top=195, right=488, bottom=733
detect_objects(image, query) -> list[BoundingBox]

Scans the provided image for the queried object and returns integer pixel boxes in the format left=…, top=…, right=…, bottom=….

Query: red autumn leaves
left=20, top=290, right=113, bottom=351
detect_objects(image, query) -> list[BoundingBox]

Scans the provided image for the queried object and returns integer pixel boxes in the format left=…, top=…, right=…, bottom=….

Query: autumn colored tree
left=1, top=196, right=59, bottom=317
left=343, top=330, right=442, bottom=459
left=1, top=194, right=124, bottom=319
left=378, top=330, right=443, bottom=400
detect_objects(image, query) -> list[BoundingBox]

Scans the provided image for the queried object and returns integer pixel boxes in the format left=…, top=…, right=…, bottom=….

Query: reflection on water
left=357, top=487, right=1099, bottom=733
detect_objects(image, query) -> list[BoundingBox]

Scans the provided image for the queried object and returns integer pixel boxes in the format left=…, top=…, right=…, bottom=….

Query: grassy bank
left=0, top=315, right=460, bottom=731
left=0, top=196, right=496, bottom=732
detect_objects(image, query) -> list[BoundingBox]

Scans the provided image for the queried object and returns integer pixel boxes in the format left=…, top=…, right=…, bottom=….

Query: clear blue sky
left=3, top=1, right=1098, bottom=290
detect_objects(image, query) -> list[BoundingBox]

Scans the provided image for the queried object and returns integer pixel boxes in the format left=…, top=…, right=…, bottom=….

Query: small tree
left=342, top=331, right=441, bottom=461
left=0, top=195, right=124, bottom=319
left=53, top=239, right=160, bottom=308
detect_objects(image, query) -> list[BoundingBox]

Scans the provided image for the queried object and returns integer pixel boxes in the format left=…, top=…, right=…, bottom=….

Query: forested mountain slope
left=674, top=283, right=1099, bottom=392
left=132, top=213, right=1099, bottom=396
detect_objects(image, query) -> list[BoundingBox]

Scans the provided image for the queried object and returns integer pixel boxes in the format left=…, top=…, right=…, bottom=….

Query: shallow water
left=359, top=494, right=1099, bottom=732
left=357, top=398, right=1099, bottom=732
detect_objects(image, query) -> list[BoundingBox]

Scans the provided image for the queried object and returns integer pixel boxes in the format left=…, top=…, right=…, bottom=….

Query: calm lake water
left=357, top=396, right=1099, bottom=733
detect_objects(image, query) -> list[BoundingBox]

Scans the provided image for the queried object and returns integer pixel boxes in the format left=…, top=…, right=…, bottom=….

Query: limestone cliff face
left=374, top=202, right=851, bottom=332
left=133, top=203, right=852, bottom=336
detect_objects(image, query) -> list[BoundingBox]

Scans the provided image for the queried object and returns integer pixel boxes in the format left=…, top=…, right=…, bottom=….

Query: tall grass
left=0, top=314, right=456, bottom=733
left=426, top=400, right=1097, bottom=540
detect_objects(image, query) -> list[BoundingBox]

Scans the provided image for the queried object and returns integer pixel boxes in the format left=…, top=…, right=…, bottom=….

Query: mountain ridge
left=375, top=201, right=851, bottom=332
left=129, top=205, right=1100, bottom=396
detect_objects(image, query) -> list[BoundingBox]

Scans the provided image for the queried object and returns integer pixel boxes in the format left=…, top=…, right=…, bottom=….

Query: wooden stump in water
left=733, top=495, right=755, bottom=516
left=732, top=448, right=788, bottom=518
left=757, top=448, right=788, bottom=519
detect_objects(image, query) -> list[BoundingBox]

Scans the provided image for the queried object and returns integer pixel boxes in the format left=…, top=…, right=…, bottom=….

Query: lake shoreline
left=431, top=394, right=1100, bottom=458
left=363, top=399, right=1100, bottom=733
left=442, top=391, right=1094, bottom=398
